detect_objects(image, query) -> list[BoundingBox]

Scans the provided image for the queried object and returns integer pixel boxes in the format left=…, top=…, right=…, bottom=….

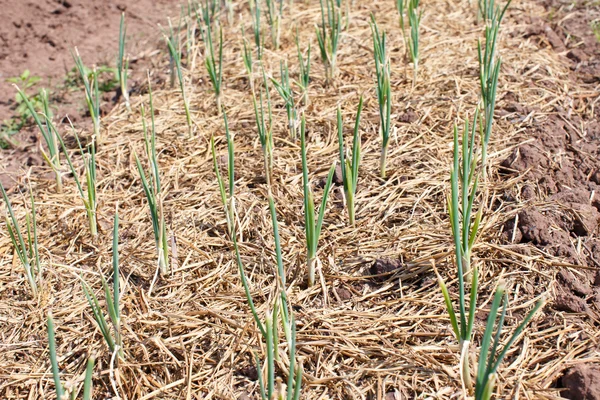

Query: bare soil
left=0, top=0, right=177, bottom=188
left=497, top=2, right=600, bottom=396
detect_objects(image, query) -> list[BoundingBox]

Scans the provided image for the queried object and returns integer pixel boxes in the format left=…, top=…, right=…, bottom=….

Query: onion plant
left=436, top=111, right=544, bottom=396
left=249, top=0, right=263, bottom=60
left=0, top=183, right=39, bottom=297
left=231, top=195, right=302, bottom=399
left=271, top=61, right=298, bottom=140
left=200, top=14, right=224, bottom=113
left=300, top=115, right=336, bottom=287
left=437, top=114, right=482, bottom=391
left=252, top=72, right=274, bottom=186
left=316, top=0, right=341, bottom=84
left=117, top=13, right=130, bottom=112
left=184, top=3, right=197, bottom=60
left=407, top=0, right=422, bottom=83
left=72, top=49, right=101, bottom=140
left=135, top=84, right=169, bottom=275
left=296, top=32, right=311, bottom=106
left=14, top=87, right=62, bottom=192
left=211, top=111, right=235, bottom=237
left=477, top=2, right=510, bottom=169
left=81, top=211, right=122, bottom=357
left=473, top=284, right=544, bottom=399
left=212, top=122, right=302, bottom=397
left=242, top=27, right=255, bottom=93
left=396, top=0, right=407, bottom=53
left=198, top=0, right=218, bottom=26
left=265, top=0, right=283, bottom=50
left=165, top=21, right=193, bottom=136
left=166, top=17, right=182, bottom=89
left=478, top=0, right=511, bottom=24
left=370, top=17, right=392, bottom=179
left=336, top=97, right=363, bottom=226
left=58, top=123, right=98, bottom=237
left=47, top=312, right=95, bottom=400
left=233, top=205, right=303, bottom=399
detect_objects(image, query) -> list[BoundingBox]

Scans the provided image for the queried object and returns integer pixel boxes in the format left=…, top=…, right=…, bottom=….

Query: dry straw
left=1, top=0, right=589, bottom=397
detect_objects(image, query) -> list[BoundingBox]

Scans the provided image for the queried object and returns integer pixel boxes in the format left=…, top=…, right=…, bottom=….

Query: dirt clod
left=369, top=259, right=404, bottom=279
left=398, top=110, right=418, bottom=123
left=333, top=164, right=344, bottom=186
left=554, top=292, right=588, bottom=314
left=238, top=365, right=258, bottom=381
left=558, top=271, right=592, bottom=297
left=335, top=287, right=353, bottom=301
left=561, top=365, right=600, bottom=400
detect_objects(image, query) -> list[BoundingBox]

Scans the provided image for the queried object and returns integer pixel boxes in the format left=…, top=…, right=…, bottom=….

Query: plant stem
left=460, top=340, right=473, bottom=394
left=380, top=145, right=388, bottom=178
left=307, top=256, right=316, bottom=287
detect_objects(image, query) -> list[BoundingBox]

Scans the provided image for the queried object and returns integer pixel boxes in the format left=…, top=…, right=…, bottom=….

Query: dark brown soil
left=500, top=113, right=600, bottom=264
left=368, top=258, right=406, bottom=279
left=561, top=364, right=600, bottom=400
left=500, top=0, right=600, bottom=283
left=501, top=0, right=600, bottom=394
left=0, top=0, right=177, bottom=189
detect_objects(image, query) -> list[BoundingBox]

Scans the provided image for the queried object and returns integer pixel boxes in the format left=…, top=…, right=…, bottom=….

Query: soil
left=560, top=364, right=600, bottom=400
left=0, top=0, right=177, bottom=189
left=499, top=0, right=600, bottom=394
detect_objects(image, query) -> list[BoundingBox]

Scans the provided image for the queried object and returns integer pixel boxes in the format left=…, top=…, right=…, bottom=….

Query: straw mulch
left=1, top=0, right=597, bottom=398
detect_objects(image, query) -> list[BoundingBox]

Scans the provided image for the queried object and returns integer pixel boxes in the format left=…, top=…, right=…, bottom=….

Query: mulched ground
left=0, top=0, right=599, bottom=398
left=0, top=0, right=177, bottom=189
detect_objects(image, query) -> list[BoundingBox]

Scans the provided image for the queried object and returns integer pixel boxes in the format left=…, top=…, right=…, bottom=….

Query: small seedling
left=477, top=2, right=510, bottom=169
left=436, top=111, right=483, bottom=392
left=592, top=20, right=600, bottom=43
left=316, top=0, right=341, bottom=84
left=7, top=70, right=41, bottom=92
left=252, top=72, right=274, bottom=186
left=337, top=97, right=363, bottom=225
left=47, top=312, right=95, bottom=400
left=7, top=70, right=43, bottom=126
left=296, top=32, right=311, bottom=105
left=211, top=111, right=235, bottom=237
left=370, top=16, right=392, bottom=178
left=407, top=0, right=422, bottom=82
left=229, top=194, right=303, bottom=400
left=0, top=184, right=39, bottom=297
left=57, top=122, right=98, bottom=237
left=165, top=17, right=182, bottom=89
left=249, top=0, right=263, bottom=60
left=214, top=118, right=302, bottom=397
left=242, top=27, right=255, bottom=93
left=478, top=0, right=511, bottom=24
left=473, top=284, right=543, bottom=399
left=271, top=61, right=298, bottom=140
left=165, top=20, right=193, bottom=135
left=14, top=87, right=63, bottom=192
left=265, top=0, right=283, bottom=50
left=300, top=115, right=336, bottom=286
left=81, top=211, right=122, bottom=357
left=135, top=82, right=169, bottom=275
left=117, top=13, right=131, bottom=111
left=72, top=49, right=101, bottom=140
left=200, top=14, right=224, bottom=113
